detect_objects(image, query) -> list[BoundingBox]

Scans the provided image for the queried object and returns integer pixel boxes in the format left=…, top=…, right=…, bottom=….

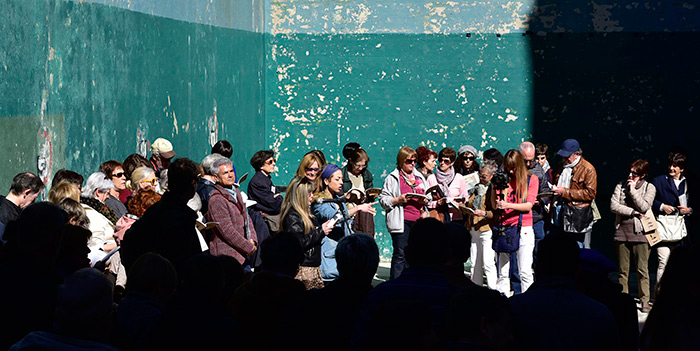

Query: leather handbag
left=262, top=212, right=282, bottom=234
left=561, top=203, right=594, bottom=234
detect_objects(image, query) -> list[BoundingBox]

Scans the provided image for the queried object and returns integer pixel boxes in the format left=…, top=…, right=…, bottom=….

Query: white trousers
left=469, top=229, right=498, bottom=289
left=496, top=226, right=535, bottom=295
left=656, top=245, right=672, bottom=283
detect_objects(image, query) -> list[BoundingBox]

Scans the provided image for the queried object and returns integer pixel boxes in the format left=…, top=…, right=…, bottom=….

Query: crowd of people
left=0, top=135, right=695, bottom=351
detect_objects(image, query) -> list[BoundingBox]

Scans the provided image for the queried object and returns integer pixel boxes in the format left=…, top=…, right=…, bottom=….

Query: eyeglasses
left=139, top=179, right=158, bottom=186
left=112, top=172, right=126, bottom=178
left=404, top=159, right=416, bottom=165
left=306, top=167, right=320, bottom=172
left=439, top=158, right=452, bottom=164
left=479, top=173, right=491, bottom=179
left=629, top=171, right=639, bottom=177
left=265, top=159, right=277, bottom=165
left=524, top=158, right=535, bottom=164
left=463, top=156, right=476, bottom=161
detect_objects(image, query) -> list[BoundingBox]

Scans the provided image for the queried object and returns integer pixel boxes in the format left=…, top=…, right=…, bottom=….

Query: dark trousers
left=390, top=220, right=415, bottom=280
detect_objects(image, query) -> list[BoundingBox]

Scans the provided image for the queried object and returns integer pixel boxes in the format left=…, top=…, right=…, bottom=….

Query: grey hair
left=202, top=153, right=227, bottom=176
left=209, top=156, right=232, bottom=176
left=480, top=160, right=498, bottom=175
left=81, top=172, right=114, bottom=198
left=519, top=141, right=535, bottom=154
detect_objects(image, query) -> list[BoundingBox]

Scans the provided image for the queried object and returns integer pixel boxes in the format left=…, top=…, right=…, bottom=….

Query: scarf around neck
left=435, top=166, right=455, bottom=194
left=557, top=156, right=581, bottom=189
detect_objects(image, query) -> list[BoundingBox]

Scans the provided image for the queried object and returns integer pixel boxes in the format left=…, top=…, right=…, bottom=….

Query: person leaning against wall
left=609, top=159, right=655, bottom=313
left=378, top=146, right=429, bottom=280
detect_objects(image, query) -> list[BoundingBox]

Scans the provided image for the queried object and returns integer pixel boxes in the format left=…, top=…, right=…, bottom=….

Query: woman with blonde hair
left=491, top=149, right=539, bottom=294
left=281, top=177, right=332, bottom=289
left=48, top=180, right=81, bottom=204
left=295, top=151, right=326, bottom=193
left=379, top=146, right=429, bottom=279
left=127, top=166, right=159, bottom=194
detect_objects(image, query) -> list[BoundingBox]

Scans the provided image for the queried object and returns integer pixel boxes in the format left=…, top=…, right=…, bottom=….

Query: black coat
left=282, top=208, right=325, bottom=267
left=247, top=171, right=283, bottom=215
left=341, top=165, right=374, bottom=194
left=121, top=192, right=202, bottom=275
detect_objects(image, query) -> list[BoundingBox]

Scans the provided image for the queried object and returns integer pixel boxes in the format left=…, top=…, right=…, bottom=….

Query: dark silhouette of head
left=535, top=232, right=580, bottom=279
left=336, top=234, right=379, bottom=284
left=166, top=158, right=199, bottom=200
left=260, top=232, right=304, bottom=277
left=126, top=252, right=178, bottom=301
left=445, top=286, right=514, bottom=351
left=405, top=217, right=449, bottom=268
left=54, top=268, right=114, bottom=341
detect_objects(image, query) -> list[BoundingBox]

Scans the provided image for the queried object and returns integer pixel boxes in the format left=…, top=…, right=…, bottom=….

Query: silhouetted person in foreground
left=306, top=233, right=380, bottom=351
left=640, top=243, right=700, bottom=351
left=10, top=268, right=118, bottom=350
left=121, top=158, right=203, bottom=275
left=509, top=233, right=620, bottom=351
left=114, top=253, right=178, bottom=351
left=152, top=253, right=245, bottom=350
left=352, top=218, right=454, bottom=351
left=577, top=248, right=638, bottom=351
left=233, top=232, right=306, bottom=351
left=0, top=202, right=67, bottom=350
left=443, top=222, right=478, bottom=289
left=444, top=286, right=515, bottom=351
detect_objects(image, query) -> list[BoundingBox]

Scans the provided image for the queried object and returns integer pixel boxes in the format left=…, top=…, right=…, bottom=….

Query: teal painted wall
left=262, top=0, right=700, bottom=261
left=264, top=32, right=534, bottom=257
left=0, top=0, right=266, bottom=195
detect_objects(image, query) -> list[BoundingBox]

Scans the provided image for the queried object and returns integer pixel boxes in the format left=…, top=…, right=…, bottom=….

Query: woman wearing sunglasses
left=99, top=160, right=128, bottom=218
left=295, top=150, right=326, bottom=193
left=425, top=147, right=468, bottom=224
left=379, top=146, right=429, bottom=279
left=456, top=145, right=481, bottom=191
left=126, top=167, right=159, bottom=206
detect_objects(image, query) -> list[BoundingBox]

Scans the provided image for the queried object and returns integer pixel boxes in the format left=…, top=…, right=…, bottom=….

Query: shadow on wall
left=526, top=0, right=699, bottom=266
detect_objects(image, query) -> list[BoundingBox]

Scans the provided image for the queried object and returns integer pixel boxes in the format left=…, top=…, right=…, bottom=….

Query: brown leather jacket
left=554, top=157, right=597, bottom=208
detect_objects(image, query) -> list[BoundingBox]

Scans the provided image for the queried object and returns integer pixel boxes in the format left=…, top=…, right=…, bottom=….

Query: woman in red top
left=492, top=149, right=539, bottom=294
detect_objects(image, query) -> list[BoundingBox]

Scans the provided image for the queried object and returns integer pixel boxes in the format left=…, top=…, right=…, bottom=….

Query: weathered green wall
left=262, top=0, right=700, bottom=260
left=0, top=0, right=266, bottom=195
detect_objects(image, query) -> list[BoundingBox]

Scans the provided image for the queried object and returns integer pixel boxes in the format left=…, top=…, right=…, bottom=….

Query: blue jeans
left=533, top=220, right=545, bottom=254
left=390, top=220, right=415, bottom=280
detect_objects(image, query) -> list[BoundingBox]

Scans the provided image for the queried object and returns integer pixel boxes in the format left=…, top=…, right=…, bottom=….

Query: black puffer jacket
left=282, top=208, right=325, bottom=267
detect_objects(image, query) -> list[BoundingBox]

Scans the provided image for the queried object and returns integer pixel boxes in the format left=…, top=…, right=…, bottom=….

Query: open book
left=405, top=193, right=431, bottom=202
left=196, top=220, right=219, bottom=231
left=346, top=187, right=382, bottom=204
left=536, top=191, right=555, bottom=200
left=457, top=205, right=476, bottom=216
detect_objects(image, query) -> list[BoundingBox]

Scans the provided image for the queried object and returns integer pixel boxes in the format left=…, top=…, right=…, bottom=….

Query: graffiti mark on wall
left=208, top=107, right=218, bottom=148
left=37, top=126, right=53, bottom=198
left=136, top=124, right=150, bottom=158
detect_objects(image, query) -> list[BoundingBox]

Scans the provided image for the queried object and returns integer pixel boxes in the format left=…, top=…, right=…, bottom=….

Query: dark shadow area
left=527, top=1, right=699, bottom=297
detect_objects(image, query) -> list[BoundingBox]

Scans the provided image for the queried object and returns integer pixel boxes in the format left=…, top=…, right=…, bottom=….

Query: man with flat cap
left=150, top=137, right=176, bottom=177
left=550, top=139, right=597, bottom=246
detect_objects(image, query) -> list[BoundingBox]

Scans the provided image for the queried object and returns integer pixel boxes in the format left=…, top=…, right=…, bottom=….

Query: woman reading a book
left=312, top=164, right=377, bottom=281
left=426, top=147, right=468, bottom=224
left=466, top=160, right=498, bottom=289
left=281, top=177, right=333, bottom=289
left=379, top=146, right=429, bottom=279
left=341, top=146, right=377, bottom=236
left=490, top=150, right=538, bottom=295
